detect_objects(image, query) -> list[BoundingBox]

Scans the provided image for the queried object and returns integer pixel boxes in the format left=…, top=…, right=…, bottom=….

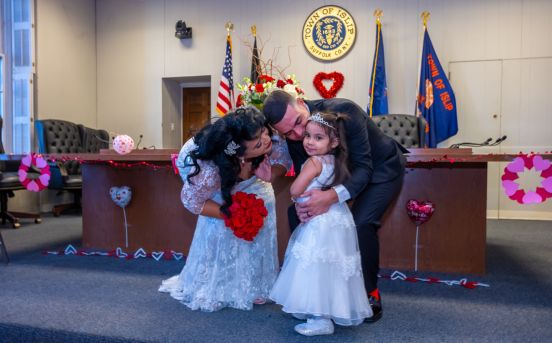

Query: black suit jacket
left=286, top=98, right=407, bottom=199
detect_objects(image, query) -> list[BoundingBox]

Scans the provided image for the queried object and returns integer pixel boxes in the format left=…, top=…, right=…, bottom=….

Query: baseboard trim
left=487, top=210, right=552, bottom=221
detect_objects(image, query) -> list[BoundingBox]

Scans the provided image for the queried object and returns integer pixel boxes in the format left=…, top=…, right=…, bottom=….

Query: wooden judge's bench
left=75, top=148, right=541, bottom=275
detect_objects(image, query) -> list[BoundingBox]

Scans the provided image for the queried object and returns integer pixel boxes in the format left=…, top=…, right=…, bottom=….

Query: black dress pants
left=287, top=172, right=404, bottom=293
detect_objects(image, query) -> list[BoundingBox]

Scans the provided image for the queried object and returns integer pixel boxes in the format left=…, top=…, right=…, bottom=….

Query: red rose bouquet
left=223, top=191, right=268, bottom=242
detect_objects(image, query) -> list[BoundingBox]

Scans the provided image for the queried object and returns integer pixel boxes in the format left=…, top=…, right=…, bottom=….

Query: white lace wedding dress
left=159, top=136, right=291, bottom=312
left=269, top=155, right=372, bottom=325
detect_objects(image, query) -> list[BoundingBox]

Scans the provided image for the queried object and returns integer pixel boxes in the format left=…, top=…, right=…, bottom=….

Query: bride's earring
left=240, top=157, right=245, bottom=164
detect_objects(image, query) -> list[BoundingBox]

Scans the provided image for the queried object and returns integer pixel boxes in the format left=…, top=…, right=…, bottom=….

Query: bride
left=159, top=106, right=291, bottom=311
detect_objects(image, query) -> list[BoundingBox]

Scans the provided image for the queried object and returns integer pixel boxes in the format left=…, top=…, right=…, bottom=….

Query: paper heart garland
left=501, top=154, right=552, bottom=204
left=110, top=186, right=132, bottom=208
left=313, top=72, right=344, bottom=99
left=406, top=199, right=435, bottom=226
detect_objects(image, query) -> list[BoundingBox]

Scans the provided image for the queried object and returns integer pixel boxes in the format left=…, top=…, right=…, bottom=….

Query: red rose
left=255, top=84, right=264, bottom=93
left=223, top=192, right=268, bottom=241
left=259, top=74, right=275, bottom=82
left=277, top=80, right=286, bottom=88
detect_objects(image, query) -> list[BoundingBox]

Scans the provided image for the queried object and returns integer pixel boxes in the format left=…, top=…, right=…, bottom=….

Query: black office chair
left=35, top=119, right=83, bottom=216
left=78, top=125, right=110, bottom=153
left=0, top=118, right=41, bottom=229
left=371, top=114, right=428, bottom=148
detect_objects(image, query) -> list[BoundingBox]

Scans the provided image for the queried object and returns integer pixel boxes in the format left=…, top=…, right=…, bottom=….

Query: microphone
left=450, top=137, right=493, bottom=149
left=489, top=135, right=507, bottom=146
left=136, top=134, right=143, bottom=149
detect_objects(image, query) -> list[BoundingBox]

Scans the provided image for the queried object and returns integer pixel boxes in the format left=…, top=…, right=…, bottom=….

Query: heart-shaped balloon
left=110, top=186, right=132, bottom=208
left=406, top=199, right=435, bottom=226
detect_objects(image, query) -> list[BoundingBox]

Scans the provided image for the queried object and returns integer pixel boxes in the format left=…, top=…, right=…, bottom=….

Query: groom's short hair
left=263, top=90, right=294, bottom=125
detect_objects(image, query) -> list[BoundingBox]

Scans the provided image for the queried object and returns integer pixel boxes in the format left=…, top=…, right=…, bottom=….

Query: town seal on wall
left=302, top=5, right=357, bottom=61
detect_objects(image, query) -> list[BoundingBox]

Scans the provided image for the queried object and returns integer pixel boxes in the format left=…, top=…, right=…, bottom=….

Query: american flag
left=216, top=34, right=235, bottom=116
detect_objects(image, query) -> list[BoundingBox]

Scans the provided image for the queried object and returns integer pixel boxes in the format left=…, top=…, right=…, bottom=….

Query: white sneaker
left=294, top=318, right=334, bottom=336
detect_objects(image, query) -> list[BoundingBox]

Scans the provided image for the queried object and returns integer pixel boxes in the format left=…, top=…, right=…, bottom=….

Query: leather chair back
left=371, top=114, right=427, bottom=148
left=78, top=125, right=110, bottom=153
left=35, top=120, right=82, bottom=187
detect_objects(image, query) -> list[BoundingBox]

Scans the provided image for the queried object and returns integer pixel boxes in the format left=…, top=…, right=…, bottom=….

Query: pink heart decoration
left=533, top=155, right=551, bottom=172
left=501, top=180, right=520, bottom=196
left=18, top=169, right=27, bottom=180
left=39, top=174, right=51, bottom=185
left=151, top=251, right=164, bottom=261
left=27, top=180, right=40, bottom=192
left=522, top=191, right=543, bottom=204
left=21, top=155, right=32, bottom=167
left=542, top=177, right=552, bottom=193
left=406, top=199, right=435, bottom=226
left=506, top=157, right=525, bottom=173
left=35, top=157, right=48, bottom=169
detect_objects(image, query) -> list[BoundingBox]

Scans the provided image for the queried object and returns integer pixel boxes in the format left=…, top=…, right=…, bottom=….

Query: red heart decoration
left=313, top=72, right=344, bottom=99
left=406, top=199, right=435, bottom=226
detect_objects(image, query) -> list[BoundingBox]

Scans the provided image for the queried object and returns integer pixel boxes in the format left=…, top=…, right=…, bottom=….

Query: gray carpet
left=1, top=216, right=551, bottom=342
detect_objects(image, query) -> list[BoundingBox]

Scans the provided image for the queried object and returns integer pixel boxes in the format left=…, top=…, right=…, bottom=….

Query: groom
left=263, top=90, right=407, bottom=323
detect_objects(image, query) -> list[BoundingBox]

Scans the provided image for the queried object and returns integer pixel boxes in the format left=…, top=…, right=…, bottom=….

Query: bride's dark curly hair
left=186, top=106, right=268, bottom=216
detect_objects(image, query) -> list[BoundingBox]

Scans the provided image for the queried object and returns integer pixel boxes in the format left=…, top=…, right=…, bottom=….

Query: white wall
left=36, top=0, right=97, bottom=127
left=36, top=0, right=552, bottom=219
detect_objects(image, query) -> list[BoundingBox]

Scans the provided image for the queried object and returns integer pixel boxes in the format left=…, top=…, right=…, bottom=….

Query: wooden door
left=182, top=87, right=211, bottom=142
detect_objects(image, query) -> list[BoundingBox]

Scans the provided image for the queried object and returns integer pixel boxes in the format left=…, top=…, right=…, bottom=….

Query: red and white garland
left=18, top=153, right=51, bottom=192
left=379, top=270, right=490, bottom=289
left=43, top=244, right=185, bottom=261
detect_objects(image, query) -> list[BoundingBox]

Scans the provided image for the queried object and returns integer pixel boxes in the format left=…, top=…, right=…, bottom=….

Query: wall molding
left=487, top=210, right=552, bottom=221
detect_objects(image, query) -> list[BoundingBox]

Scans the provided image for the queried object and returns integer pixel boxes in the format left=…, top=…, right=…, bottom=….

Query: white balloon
left=113, top=135, right=135, bottom=155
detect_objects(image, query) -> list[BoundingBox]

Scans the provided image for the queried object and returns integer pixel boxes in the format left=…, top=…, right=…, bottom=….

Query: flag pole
left=369, top=9, right=383, bottom=118
left=226, top=21, right=235, bottom=107
left=415, top=11, right=430, bottom=117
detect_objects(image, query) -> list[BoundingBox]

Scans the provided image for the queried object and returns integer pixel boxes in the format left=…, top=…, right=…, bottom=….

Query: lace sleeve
left=268, top=135, right=292, bottom=171
left=177, top=139, right=221, bottom=215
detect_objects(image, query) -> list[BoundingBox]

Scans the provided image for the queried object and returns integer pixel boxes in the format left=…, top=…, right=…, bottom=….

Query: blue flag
left=368, top=22, right=388, bottom=117
left=417, top=29, right=458, bottom=147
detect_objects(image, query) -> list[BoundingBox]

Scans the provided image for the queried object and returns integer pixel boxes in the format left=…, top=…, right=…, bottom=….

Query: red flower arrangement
left=236, top=74, right=305, bottom=110
left=223, top=191, right=268, bottom=241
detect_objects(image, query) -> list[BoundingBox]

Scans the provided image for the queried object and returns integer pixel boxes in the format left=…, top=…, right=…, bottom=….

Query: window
left=1, top=0, right=33, bottom=154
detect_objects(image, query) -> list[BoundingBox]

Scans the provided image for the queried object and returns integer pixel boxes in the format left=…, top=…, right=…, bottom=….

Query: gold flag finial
left=225, top=21, right=234, bottom=35
left=374, top=9, right=383, bottom=24
left=421, top=11, right=430, bottom=28
left=251, top=25, right=256, bottom=37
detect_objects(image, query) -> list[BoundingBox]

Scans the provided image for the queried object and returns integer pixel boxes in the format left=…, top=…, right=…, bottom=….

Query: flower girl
left=270, top=112, right=372, bottom=336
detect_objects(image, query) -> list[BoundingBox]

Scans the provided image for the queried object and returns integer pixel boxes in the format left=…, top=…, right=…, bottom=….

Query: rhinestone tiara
left=308, top=112, right=335, bottom=129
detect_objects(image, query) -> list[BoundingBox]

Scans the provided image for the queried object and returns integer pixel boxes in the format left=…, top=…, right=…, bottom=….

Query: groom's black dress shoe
left=365, top=295, right=382, bottom=323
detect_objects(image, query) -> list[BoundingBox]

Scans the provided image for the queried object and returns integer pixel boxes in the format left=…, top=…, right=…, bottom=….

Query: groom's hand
left=296, top=188, right=338, bottom=222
